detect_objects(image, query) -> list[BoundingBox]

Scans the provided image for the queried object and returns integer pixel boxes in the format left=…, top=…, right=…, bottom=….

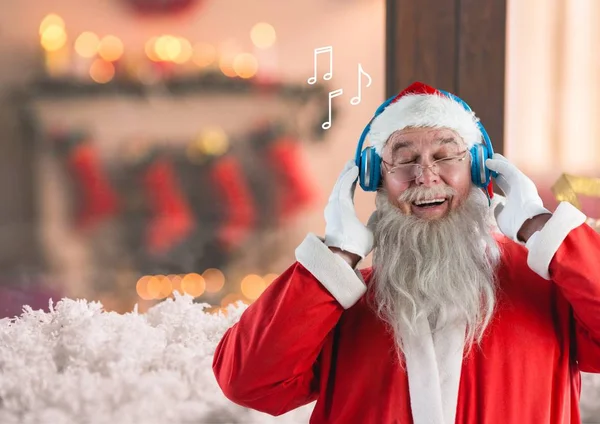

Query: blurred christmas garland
left=49, top=121, right=317, bottom=274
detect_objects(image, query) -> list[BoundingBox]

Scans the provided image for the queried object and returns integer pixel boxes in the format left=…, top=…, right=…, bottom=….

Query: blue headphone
left=355, top=90, right=496, bottom=193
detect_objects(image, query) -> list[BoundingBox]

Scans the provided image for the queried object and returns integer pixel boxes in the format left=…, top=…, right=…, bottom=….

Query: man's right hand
left=324, top=160, right=375, bottom=265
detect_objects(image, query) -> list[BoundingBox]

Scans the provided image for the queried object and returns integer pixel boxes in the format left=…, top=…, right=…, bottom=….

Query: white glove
left=485, top=153, right=550, bottom=241
left=324, top=160, right=374, bottom=259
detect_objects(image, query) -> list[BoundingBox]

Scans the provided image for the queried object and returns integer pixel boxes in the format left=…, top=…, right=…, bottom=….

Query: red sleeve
left=213, top=263, right=343, bottom=415
left=213, top=233, right=367, bottom=415
left=549, top=223, right=600, bottom=372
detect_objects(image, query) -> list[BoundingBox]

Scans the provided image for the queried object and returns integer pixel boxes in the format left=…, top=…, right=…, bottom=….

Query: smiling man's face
left=380, top=127, right=472, bottom=220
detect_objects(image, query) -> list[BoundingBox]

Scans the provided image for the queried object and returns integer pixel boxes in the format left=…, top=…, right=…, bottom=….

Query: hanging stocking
left=266, top=137, right=316, bottom=221
left=67, top=141, right=120, bottom=230
left=209, top=155, right=256, bottom=251
left=142, top=157, right=195, bottom=255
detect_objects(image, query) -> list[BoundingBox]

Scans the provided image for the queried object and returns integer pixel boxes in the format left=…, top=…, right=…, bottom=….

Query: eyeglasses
left=382, top=150, right=469, bottom=183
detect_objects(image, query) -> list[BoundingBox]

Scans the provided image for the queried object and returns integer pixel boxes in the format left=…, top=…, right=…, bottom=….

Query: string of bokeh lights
left=38, top=13, right=282, bottom=309
left=39, top=13, right=277, bottom=83
left=135, top=270, right=279, bottom=307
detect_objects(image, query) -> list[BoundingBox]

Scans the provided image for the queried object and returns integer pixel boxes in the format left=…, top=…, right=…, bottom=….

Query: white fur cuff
left=526, top=202, right=587, bottom=280
left=295, top=233, right=367, bottom=309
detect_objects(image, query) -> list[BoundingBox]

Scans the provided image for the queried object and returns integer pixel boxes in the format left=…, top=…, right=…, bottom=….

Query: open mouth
left=412, top=198, right=448, bottom=208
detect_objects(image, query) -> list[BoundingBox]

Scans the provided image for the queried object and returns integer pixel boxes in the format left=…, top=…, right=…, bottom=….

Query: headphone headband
left=438, top=90, right=494, bottom=161
left=355, top=87, right=496, bottom=194
left=355, top=90, right=491, bottom=164
left=354, top=93, right=398, bottom=166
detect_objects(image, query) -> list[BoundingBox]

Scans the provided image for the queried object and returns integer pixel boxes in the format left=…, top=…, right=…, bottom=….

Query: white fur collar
left=400, top=311, right=466, bottom=424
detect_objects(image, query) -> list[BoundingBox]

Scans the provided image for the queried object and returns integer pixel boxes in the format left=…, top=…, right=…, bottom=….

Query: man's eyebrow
left=390, top=140, right=414, bottom=154
left=436, top=137, right=460, bottom=146
left=390, top=137, right=459, bottom=154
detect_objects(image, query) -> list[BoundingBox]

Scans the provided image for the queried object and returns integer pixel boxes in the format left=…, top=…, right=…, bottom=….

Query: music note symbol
left=350, top=64, right=372, bottom=105
left=307, top=46, right=333, bottom=85
left=322, top=88, right=344, bottom=130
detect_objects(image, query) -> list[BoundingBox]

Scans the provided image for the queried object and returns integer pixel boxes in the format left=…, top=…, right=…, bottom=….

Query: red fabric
left=487, top=181, right=494, bottom=199
left=67, top=143, right=119, bottom=230
left=142, top=159, right=194, bottom=254
left=209, top=156, right=255, bottom=250
left=267, top=139, right=315, bottom=221
left=392, top=81, right=440, bottom=104
left=213, top=225, right=600, bottom=423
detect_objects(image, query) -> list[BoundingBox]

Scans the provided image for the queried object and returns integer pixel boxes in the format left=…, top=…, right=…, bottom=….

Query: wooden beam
left=386, top=0, right=506, bottom=153
left=386, top=0, right=458, bottom=95
left=457, top=0, right=506, bottom=153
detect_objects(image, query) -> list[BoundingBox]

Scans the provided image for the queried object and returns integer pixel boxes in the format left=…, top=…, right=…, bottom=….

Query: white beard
left=370, top=186, right=501, bottom=358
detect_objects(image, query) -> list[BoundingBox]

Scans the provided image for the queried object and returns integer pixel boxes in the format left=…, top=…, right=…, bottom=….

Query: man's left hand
left=485, top=153, right=551, bottom=242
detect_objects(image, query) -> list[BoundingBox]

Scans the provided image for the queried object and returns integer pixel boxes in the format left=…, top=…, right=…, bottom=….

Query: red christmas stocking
left=266, top=138, right=316, bottom=221
left=209, top=156, right=256, bottom=250
left=67, top=142, right=119, bottom=230
left=142, top=158, right=195, bottom=254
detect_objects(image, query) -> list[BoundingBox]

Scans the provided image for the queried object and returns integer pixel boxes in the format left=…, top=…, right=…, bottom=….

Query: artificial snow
left=0, top=295, right=598, bottom=423
left=0, top=296, right=313, bottom=424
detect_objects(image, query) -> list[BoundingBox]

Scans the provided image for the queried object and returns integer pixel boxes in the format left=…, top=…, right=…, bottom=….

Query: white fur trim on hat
left=369, top=93, right=482, bottom=155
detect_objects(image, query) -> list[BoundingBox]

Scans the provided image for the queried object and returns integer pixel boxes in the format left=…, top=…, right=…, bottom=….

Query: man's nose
left=415, top=165, right=440, bottom=186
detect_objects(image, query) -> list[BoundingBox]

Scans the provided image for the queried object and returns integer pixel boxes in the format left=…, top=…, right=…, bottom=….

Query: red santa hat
left=369, top=82, right=483, bottom=155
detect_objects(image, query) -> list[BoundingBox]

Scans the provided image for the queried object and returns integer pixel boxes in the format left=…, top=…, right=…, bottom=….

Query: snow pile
left=0, top=295, right=598, bottom=423
left=581, top=372, right=600, bottom=421
left=0, top=296, right=313, bottom=424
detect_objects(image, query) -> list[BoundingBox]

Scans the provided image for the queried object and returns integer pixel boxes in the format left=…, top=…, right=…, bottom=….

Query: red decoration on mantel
left=142, top=158, right=195, bottom=254
left=67, top=142, right=120, bottom=230
left=267, top=137, right=316, bottom=221
left=209, top=156, right=256, bottom=251
left=124, top=0, right=200, bottom=15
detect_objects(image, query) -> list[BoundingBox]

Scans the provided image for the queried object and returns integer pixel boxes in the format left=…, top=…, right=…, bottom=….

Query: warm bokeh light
left=250, top=22, right=277, bottom=49
left=192, top=42, right=216, bottom=68
left=200, top=127, right=229, bottom=156
left=74, top=32, right=100, bottom=58
left=233, top=53, right=258, bottom=79
left=155, top=275, right=173, bottom=299
left=155, top=35, right=182, bottom=62
left=172, top=37, right=193, bottom=64
left=187, top=127, right=229, bottom=161
left=39, top=14, right=65, bottom=35
left=240, top=274, right=267, bottom=300
left=168, top=274, right=183, bottom=295
left=218, top=40, right=241, bottom=77
left=98, top=35, right=124, bottom=62
left=89, top=59, right=115, bottom=83
left=220, top=293, right=247, bottom=308
left=44, top=47, right=70, bottom=77
left=203, top=268, right=225, bottom=293
left=181, top=273, right=206, bottom=297
left=136, top=276, right=153, bottom=300
left=41, top=25, right=67, bottom=51
left=145, top=37, right=160, bottom=62
left=219, top=56, right=237, bottom=77
left=146, top=276, right=161, bottom=299
left=263, top=273, right=278, bottom=285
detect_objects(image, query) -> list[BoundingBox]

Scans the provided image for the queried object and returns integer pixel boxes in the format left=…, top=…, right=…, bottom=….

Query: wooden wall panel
left=457, top=0, right=506, bottom=153
left=386, top=0, right=506, bottom=153
left=386, top=0, right=458, bottom=93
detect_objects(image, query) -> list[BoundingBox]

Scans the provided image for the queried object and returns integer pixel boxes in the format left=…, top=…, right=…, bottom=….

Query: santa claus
left=213, top=82, right=600, bottom=423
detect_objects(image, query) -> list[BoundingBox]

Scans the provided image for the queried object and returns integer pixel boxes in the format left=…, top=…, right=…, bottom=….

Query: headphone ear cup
left=359, top=147, right=381, bottom=192
left=470, top=144, right=483, bottom=188
left=470, top=144, right=492, bottom=188
left=369, top=150, right=382, bottom=190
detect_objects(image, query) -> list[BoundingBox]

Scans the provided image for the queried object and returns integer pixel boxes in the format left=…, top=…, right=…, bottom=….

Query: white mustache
left=397, top=185, right=457, bottom=204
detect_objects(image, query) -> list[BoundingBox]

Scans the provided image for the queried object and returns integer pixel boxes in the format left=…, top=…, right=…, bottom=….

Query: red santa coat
left=213, top=202, right=600, bottom=423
